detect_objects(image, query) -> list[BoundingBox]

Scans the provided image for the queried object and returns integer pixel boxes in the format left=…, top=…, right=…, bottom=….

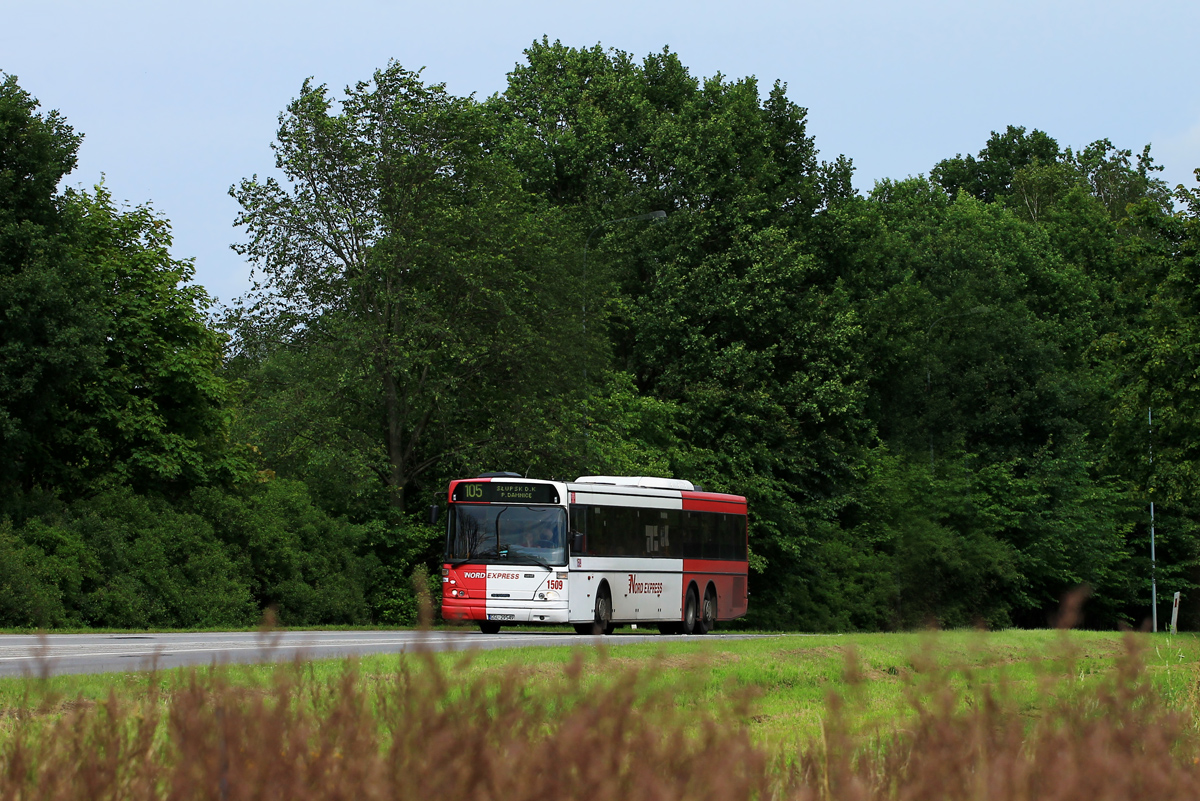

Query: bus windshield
left=445, top=505, right=568, bottom=567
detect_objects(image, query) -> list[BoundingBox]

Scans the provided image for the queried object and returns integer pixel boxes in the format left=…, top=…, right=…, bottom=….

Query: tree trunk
left=381, top=368, right=407, bottom=511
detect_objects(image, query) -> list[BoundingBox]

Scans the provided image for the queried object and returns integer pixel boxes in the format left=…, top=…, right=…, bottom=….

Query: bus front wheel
left=593, top=587, right=615, bottom=635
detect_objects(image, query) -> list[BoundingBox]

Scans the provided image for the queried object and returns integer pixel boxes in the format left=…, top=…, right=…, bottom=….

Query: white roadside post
left=1171, top=592, right=1181, bottom=636
left=1149, top=409, right=1158, bottom=633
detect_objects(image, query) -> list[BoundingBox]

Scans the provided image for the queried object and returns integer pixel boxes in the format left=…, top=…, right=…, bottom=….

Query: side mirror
left=572, top=531, right=584, bottom=553
left=429, top=505, right=440, bottom=525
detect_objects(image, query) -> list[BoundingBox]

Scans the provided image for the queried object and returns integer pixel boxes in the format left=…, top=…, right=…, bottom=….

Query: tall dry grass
left=792, top=635, right=1200, bottom=800
left=1, top=634, right=1199, bottom=800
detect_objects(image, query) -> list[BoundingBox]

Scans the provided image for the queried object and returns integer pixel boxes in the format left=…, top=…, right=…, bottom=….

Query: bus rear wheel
left=683, top=586, right=699, bottom=634
left=479, top=621, right=501, bottom=634
left=695, top=587, right=716, bottom=634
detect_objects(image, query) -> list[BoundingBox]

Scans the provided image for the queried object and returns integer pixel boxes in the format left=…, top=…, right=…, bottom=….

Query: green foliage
left=188, top=479, right=374, bottom=625
left=0, top=72, right=241, bottom=504
left=0, top=488, right=254, bottom=629
left=5, top=57, right=1200, bottom=634
left=230, top=62, right=586, bottom=515
left=0, top=479, right=388, bottom=629
left=220, top=47, right=1200, bottom=631
left=67, top=187, right=241, bottom=494
left=933, top=124, right=1171, bottom=223
left=65, top=488, right=255, bottom=628
left=493, top=42, right=882, bottom=629
left=932, top=125, right=1062, bottom=202
left=0, top=519, right=66, bottom=628
left=0, top=73, right=100, bottom=497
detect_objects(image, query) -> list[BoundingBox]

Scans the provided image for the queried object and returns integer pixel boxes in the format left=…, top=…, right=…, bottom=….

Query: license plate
left=488, top=614, right=515, bottom=621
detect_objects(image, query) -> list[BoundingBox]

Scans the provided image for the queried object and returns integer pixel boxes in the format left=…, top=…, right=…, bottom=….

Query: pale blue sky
left=4, top=0, right=1198, bottom=304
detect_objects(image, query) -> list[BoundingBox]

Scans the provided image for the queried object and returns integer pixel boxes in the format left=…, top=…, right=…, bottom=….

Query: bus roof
left=573, top=475, right=696, bottom=491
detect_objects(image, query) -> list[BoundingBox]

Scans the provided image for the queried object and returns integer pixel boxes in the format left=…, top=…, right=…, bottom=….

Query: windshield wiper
left=450, top=553, right=496, bottom=566
left=503, top=553, right=555, bottom=570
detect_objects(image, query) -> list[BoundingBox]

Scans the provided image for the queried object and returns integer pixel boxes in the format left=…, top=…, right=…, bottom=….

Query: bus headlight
left=541, top=590, right=560, bottom=600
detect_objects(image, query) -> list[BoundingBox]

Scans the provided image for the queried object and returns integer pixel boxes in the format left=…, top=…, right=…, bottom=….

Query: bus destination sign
left=452, top=482, right=559, bottom=505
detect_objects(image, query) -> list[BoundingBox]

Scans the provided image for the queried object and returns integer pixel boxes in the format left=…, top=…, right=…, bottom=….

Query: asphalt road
left=0, top=629, right=773, bottom=678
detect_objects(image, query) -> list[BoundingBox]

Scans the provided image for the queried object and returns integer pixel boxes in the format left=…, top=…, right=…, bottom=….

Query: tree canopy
left=4, top=45, right=1200, bottom=631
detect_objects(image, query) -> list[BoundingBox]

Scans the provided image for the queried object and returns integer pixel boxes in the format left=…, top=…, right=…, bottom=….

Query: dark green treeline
left=3, top=42, right=1199, bottom=630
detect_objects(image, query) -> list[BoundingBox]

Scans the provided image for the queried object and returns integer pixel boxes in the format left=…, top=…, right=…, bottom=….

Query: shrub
left=190, top=479, right=374, bottom=626
left=0, top=520, right=65, bottom=628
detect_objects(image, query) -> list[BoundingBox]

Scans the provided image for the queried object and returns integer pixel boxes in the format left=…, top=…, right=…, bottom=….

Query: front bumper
left=440, top=598, right=570, bottom=624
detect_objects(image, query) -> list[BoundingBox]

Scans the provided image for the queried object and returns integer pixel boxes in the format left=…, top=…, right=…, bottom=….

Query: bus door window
left=569, top=505, right=587, bottom=554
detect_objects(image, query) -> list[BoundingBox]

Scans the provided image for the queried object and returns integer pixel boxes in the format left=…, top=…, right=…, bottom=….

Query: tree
left=231, top=63, right=583, bottom=514
left=934, top=125, right=1171, bottom=225
left=1066, top=140, right=1171, bottom=221
left=0, top=72, right=95, bottom=498
left=1, top=74, right=235, bottom=504
left=68, top=187, right=237, bottom=495
left=815, top=172, right=1148, bottom=626
left=1098, top=171, right=1200, bottom=623
left=492, top=42, right=882, bottom=627
left=932, top=125, right=1062, bottom=203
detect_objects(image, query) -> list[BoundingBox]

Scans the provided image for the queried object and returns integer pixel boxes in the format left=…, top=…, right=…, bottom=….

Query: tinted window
left=570, top=505, right=745, bottom=560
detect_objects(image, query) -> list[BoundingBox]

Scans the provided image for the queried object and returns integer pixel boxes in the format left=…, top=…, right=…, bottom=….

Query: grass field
left=4, top=629, right=1199, bottom=745
left=3, top=628, right=1200, bottom=798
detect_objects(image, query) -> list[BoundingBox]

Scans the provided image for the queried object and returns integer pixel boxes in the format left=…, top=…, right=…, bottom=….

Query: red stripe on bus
left=683, top=559, right=748, bottom=574
left=680, top=493, right=747, bottom=514
left=681, top=491, right=745, bottom=502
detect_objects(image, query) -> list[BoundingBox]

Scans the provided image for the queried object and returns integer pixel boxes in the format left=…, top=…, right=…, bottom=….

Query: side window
left=590, top=505, right=637, bottom=556
left=701, top=512, right=718, bottom=559
left=573, top=505, right=727, bottom=558
left=640, top=509, right=677, bottom=556
left=661, top=509, right=678, bottom=556
left=586, top=505, right=608, bottom=555
left=726, top=514, right=741, bottom=560
left=640, top=509, right=656, bottom=556
left=682, top=512, right=700, bottom=558
left=615, top=506, right=641, bottom=555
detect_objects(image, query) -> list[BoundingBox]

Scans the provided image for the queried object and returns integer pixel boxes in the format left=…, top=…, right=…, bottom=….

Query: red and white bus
left=441, top=473, right=748, bottom=634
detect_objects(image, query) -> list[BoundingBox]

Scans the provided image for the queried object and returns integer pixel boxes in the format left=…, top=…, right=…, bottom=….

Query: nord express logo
left=628, top=574, right=664, bottom=595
